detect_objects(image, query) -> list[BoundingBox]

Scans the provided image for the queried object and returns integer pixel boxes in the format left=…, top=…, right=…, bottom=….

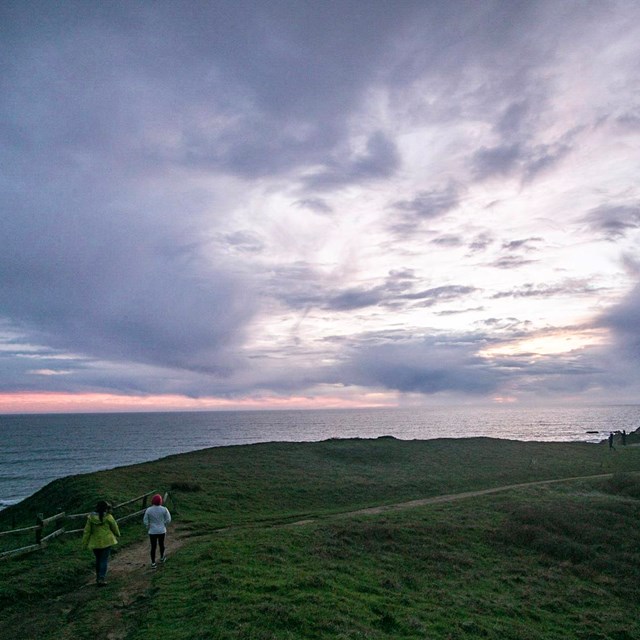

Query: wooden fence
left=0, top=490, right=168, bottom=561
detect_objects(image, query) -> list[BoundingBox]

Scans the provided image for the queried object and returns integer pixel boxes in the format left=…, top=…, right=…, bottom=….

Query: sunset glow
left=0, top=391, right=397, bottom=415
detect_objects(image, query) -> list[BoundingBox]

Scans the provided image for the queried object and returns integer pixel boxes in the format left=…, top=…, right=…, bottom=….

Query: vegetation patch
left=0, top=437, right=639, bottom=639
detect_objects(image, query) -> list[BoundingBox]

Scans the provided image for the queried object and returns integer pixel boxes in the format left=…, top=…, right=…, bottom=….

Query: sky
left=1, top=0, right=640, bottom=414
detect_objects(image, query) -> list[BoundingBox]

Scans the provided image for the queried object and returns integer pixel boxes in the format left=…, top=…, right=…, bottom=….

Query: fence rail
left=0, top=490, right=167, bottom=561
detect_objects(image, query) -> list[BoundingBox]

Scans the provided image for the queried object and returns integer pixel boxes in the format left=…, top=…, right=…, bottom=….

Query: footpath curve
left=288, top=472, right=615, bottom=525
left=37, top=472, right=616, bottom=640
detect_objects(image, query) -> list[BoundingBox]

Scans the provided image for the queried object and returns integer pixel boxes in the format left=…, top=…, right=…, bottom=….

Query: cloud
left=599, top=281, right=640, bottom=360
left=269, top=267, right=476, bottom=313
left=401, top=285, right=477, bottom=306
left=501, top=238, right=543, bottom=252
left=1, top=1, right=640, bottom=408
left=468, top=233, right=494, bottom=253
left=582, top=204, right=640, bottom=240
left=303, top=131, right=401, bottom=191
left=490, top=256, right=538, bottom=270
left=491, top=280, right=603, bottom=299
left=472, top=139, right=573, bottom=183
left=431, top=234, right=465, bottom=248
left=616, top=110, right=640, bottom=131
left=392, top=185, right=461, bottom=219
left=295, top=198, right=334, bottom=215
left=340, top=337, right=503, bottom=395
left=0, top=172, right=259, bottom=376
left=472, top=144, right=523, bottom=180
left=221, top=230, right=266, bottom=254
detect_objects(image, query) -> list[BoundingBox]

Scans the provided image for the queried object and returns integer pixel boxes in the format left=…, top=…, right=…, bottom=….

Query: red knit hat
left=151, top=494, right=163, bottom=506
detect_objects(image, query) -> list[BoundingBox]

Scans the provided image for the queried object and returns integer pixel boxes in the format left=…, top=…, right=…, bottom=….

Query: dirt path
left=43, top=527, right=189, bottom=640
left=312, top=472, right=615, bottom=521
left=40, top=472, right=614, bottom=639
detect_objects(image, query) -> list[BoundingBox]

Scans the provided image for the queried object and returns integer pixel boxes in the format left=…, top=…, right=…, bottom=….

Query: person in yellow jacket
left=82, top=500, right=120, bottom=585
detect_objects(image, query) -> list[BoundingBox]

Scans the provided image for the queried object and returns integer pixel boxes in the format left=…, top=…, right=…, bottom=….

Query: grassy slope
left=1, top=436, right=639, bottom=639
left=138, top=483, right=640, bottom=640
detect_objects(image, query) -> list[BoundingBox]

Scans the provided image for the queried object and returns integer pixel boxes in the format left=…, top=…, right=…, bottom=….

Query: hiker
left=608, top=432, right=615, bottom=450
left=143, top=493, right=172, bottom=568
left=622, top=429, right=627, bottom=445
left=82, top=500, right=121, bottom=586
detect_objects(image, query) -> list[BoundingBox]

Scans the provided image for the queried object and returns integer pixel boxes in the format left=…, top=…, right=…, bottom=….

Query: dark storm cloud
left=468, top=79, right=580, bottom=184
left=521, top=139, right=574, bottom=182
left=1, top=0, right=410, bottom=383
left=303, top=131, right=401, bottom=191
left=472, top=144, right=523, bottom=179
left=0, top=210, right=256, bottom=374
left=393, top=185, right=461, bottom=219
left=582, top=204, right=640, bottom=240
left=599, top=282, right=640, bottom=359
left=0, top=1, right=417, bottom=194
left=0, top=1, right=425, bottom=391
left=339, top=338, right=502, bottom=395
left=389, top=183, right=462, bottom=237
left=330, top=316, right=633, bottom=400
left=472, top=138, right=574, bottom=183
left=269, top=266, right=476, bottom=313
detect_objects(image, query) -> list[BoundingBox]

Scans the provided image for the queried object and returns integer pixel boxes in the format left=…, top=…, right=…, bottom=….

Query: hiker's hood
left=87, top=512, right=109, bottom=524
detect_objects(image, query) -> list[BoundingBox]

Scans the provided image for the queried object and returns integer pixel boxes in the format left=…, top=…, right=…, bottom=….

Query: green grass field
left=1, top=435, right=639, bottom=639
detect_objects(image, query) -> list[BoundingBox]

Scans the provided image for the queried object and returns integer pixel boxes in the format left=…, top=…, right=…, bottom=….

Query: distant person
left=82, top=500, right=121, bottom=586
left=608, top=432, right=616, bottom=450
left=622, top=429, right=627, bottom=446
left=143, top=493, right=172, bottom=568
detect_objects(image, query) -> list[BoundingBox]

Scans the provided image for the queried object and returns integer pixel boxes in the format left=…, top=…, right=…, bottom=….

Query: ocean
left=1, top=405, right=639, bottom=510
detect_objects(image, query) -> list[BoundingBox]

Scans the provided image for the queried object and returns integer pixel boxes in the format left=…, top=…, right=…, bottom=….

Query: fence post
left=142, top=494, right=148, bottom=509
left=35, top=514, right=44, bottom=544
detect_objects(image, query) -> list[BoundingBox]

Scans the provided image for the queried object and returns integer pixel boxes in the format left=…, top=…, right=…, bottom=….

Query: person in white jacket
left=143, top=493, right=172, bottom=568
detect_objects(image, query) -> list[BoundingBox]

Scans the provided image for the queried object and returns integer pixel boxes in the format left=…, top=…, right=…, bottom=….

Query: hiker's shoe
left=160, top=555, right=166, bottom=563
left=151, top=562, right=157, bottom=569
left=97, top=579, right=107, bottom=586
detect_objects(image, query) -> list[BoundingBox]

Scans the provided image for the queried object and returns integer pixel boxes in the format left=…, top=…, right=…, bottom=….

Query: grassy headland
left=1, top=435, right=639, bottom=639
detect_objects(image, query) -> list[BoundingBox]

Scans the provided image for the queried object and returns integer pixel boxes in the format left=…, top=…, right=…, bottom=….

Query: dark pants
left=93, top=546, right=111, bottom=581
left=149, top=533, right=166, bottom=563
